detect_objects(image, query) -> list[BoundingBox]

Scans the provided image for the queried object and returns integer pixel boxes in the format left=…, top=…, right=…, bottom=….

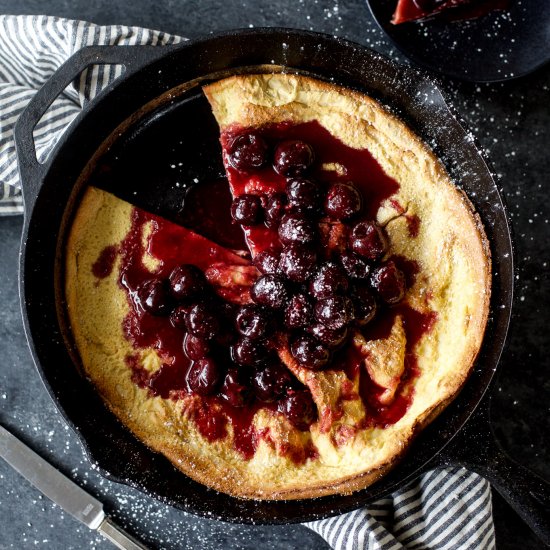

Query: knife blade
left=0, top=423, right=148, bottom=550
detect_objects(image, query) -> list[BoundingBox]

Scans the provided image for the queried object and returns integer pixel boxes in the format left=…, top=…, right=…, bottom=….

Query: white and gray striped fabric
left=0, top=15, right=183, bottom=214
left=0, top=15, right=495, bottom=549
left=305, top=466, right=495, bottom=549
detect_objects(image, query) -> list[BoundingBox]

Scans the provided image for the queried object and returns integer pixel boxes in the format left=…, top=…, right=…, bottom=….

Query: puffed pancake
left=65, top=73, right=491, bottom=499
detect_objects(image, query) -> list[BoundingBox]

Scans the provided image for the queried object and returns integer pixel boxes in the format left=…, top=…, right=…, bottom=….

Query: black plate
left=367, top=0, right=550, bottom=82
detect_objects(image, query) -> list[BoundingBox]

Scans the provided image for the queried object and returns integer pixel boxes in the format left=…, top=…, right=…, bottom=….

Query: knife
left=0, top=423, right=148, bottom=550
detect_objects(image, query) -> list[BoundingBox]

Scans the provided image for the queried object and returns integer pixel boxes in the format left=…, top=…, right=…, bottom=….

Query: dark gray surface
left=0, top=1, right=549, bottom=549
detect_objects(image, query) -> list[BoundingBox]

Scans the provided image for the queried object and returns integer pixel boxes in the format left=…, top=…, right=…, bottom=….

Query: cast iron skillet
left=13, top=29, right=550, bottom=542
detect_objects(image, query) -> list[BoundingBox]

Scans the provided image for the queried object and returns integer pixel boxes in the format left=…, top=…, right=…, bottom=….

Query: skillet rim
left=16, top=27, right=514, bottom=524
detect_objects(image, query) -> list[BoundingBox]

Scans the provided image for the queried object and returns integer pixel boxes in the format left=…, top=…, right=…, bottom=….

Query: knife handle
left=98, top=517, right=149, bottom=550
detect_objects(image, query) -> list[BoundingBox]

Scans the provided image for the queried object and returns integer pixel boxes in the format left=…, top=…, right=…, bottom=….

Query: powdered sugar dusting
left=1, top=1, right=548, bottom=548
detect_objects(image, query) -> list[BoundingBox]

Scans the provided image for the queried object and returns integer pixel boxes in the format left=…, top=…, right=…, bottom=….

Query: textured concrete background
left=0, top=1, right=548, bottom=548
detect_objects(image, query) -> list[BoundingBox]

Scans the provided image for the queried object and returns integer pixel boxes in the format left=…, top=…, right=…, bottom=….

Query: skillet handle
left=14, top=44, right=179, bottom=215
left=437, top=399, right=550, bottom=546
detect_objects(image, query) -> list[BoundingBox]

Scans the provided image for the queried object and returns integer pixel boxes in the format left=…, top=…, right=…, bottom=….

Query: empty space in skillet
left=92, top=90, right=225, bottom=226
left=367, top=0, right=550, bottom=82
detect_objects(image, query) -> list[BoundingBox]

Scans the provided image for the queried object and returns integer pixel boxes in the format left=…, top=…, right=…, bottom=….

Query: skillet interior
left=18, top=29, right=513, bottom=523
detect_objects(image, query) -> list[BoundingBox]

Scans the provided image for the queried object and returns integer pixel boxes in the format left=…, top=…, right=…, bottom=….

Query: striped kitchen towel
left=0, top=15, right=183, bottom=214
left=304, top=466, right=495, bottom=549
left=0, top=15, right=495, bottom=549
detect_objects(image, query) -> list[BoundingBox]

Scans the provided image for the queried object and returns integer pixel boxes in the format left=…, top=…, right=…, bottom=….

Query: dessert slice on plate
left=391, top=0, right=509, bottom=25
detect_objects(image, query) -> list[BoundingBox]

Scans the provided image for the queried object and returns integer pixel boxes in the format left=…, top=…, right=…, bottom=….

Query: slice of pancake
left=65, top=73, right=490, bottom=500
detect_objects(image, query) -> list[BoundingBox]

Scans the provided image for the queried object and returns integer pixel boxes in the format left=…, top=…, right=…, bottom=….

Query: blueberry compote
left=221, top=121, right=436, bottom=428
left=94, top=120, right=436, bottom=461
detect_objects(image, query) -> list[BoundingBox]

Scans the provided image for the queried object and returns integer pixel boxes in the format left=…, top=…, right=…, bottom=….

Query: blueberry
left=170, top=304, right=190, bottom=329
left=325, top=182, right=362, bottom=220
left=273, top=140, right=315, bottom=176
left=184, top=303, right=220, bottom=340
left=186, top=358, right=222, bottom=396
left=235, top=304, right=271, bottom=340
left=137, top=278, right=172, bottom=316
left=278, top=243, right=317, bottom=283
left=278, top=213, right=316, bottom=245
left=231, top=194, right=263, bottom=225
left=252, top=363, right=293, bottom=402
left=254, top=249, right=280, bottom=275
left=309, top=262, right=349, bottom=299
left=314, top=296, right=354, bottom=330
left=219, top=368, right=253, bottom=407
left=286, top=178, right=321, bottom=214
left=371, top=261, right=406, bottom=304
left=309, top=323, right=348, bottom=349
left=228, top=133, right=268, bottom=172
left=231, top=337, right=268, bottom=367
left=284, top=293, right=313, bottom=330
left=290, top=334, right=330, bottom=369
left=183, top=333, right=211, bottom=360
left=251, top=274, right=290, bottom=309
left=349, top=220, right=388, bottom=261
left=264, top=193, right=287, bottom=229
left=168, top=264, right=206, bottom=301
left=340, top=252, right=371, bottom=280
left=279, top=390, right=317, bottom=430
left=351, top=285, right=378, bottom=325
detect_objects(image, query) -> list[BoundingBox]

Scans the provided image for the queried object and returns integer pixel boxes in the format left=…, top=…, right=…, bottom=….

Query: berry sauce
left=336, top=304, right=437, bottom=428
left=96, top=205, right=311, bottom=461
left=92, top=245, right=118, bottom=279
left=185, top=398, right=278, bottom=459
left=91, top=119, right=439, bottom=460
left=110, top=207, right=271, bottom=458
left=222, top=121, right=399, bottom=257
left=406, top=214, right=421, bottom=238
left=182, top=177, right=247, bottom=251
left=389, top=199, right=421, bottom=238
left=118, top=209, right=241, bottom=383
left=391, top=254, right=420, bottom=289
